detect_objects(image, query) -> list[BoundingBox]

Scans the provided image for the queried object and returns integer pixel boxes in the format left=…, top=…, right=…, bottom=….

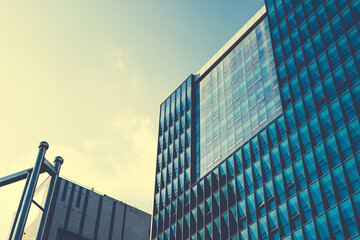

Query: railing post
left=36, top=156, right=63, bottom=240
left=8, top=171, right=31, bottom=240
left=11, top=141, right=49, bottom=240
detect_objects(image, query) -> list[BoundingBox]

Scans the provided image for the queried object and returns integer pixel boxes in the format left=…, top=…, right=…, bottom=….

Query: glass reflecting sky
left=199, top=18, right=282, bottom=177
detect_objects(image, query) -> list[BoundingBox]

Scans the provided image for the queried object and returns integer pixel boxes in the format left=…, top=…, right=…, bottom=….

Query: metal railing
left=0, top=141, right=64, bottom=240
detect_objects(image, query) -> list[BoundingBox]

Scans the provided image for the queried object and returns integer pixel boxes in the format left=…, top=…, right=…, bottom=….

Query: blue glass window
left=283, top=166, right=295, bottom=196
left=325, top=135, right=340, bottom=167
left=350, top=0, right=360, bottom=22
left=253, top=160, right=262, bottom=188
left=332, top=165, right=349, bottom=200
left=318, top=54, right=331, bottom=78
left=281, top=84, right=291, bottom=109
left=229, top=205, right=237, bottom=236
left=262, top=154, right=272, bottom=182
left=315, top=214, right=331, bottom=240
left=295, top=5, right=305, bottom=26
left=278, top=203, right=290, bottom=235
left=336, top=127, right=353, bottom=159
left=339, top=199, right=358, bottom=237
left=319, top=109, right=333, bottom=138
left=343, top=158, right=360, bottom=193
left=285, top=107, right=296, bottom=133
left=327, top=45, right=341, bottom=71
left=321, top=25, right=335, bottom=49
left=247, top=193, right=256, bottom=223
left=299, top=70, right=311, bottom=93
left=274, top=174, right=285, bottom=203
left=353, top=192, right=360, bottom=222
left=303, top=151, right=317, bottom=182
left=259, top=129, right=269, bottom=154
left=276, top=115, right=287, bottom=142
left=320, top=173, right=336, bottom=208
left=329, top=101, right=344, bottom=130
left=265, top=180, right=275, bottom=210
left=299, top=124, right=311, bottom=153
left=316, top=6, right=327, bottom=27
left=286, top=57, right=296, bottom=79
left=313, top=34, right=324, bottom=56
left=336, top=0, right=347, bottom=11
left=219, top=162, right=227, bottom=187
left=295, top=49, right=305, bottom=72
left=267, top=209, right=278, bottom=238
left=327, top=206, right=343, bottom=238
left=256, top=187, right=265, bottom=217
left=348, top=119, right=360, bottom=152
left=291, top=31, right=301, bottom=52
left=309, top=181, right=324, bottom=216
left=268, top=122, right=278, bottom=147
left=331, top=17, right=345, bottom=41
left=235, top=149, right=243, bottom=174
left=280, top=139, right=291, bottom=167
left=227, top=156, right=235, bottom=179
left=288, top=196, right=300, bottom=229
left=344, top=59, right=360, bottom=86
left=323, top=76, right=337, bottom=103
left=314, top=144, right=329, bottom=176
left=351, top=83, right=360, bottom=107
left=341, top=7, right=355, bottom=32
left=337, top=36, right=352, bottom=61
left=283, top=38, right=292, bottom=59
left=236, top=173, right=245, bottom=201
left=289, top=131, right=301, bottom=160
left=303, top=92, right=316, bottom=119
left=309, top=63, right=321, bottom=88
left=249, top=222, right=257, bottom=240
left=275, top=45, right=284, bottom=67
left=293, top=159, right=306, bottom=189
left=251, top=137, right=260, bottom=161
left=303, top=221, right=316, bottom=240
left=243, top=143, right=251, bottom=168
left=272, top=27, right=281, bottom=47
left=298, top=189, right=312, bottom=222
left=348, top=27, right=360, bottom=53
left=276, top=2, right=285, bottom=21
left=303, top=0, right=314, bottom=17
left=303, top=41, right=315, bottom=63
left=245, top=167, right=253, bottom=194
left=238, top=199, right=246, bottom=230
left=340, top=92, right=357, bottom=122
left=279, top=20, right=289, bottom=39
left=294, top=100, right=306, bottom=126
left=333, top=67, right=346, bottom=91
left=259, top=216, right=268, bottom=240
left=325, top=0, right=338, bottom=20
left=271, top=147, right=281, bottom=175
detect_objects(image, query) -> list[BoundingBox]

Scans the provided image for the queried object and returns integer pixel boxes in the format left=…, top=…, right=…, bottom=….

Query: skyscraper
left=152, top=0, right=360, bottom=239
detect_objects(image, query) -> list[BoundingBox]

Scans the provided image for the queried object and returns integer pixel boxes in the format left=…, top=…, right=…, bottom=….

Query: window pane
left=343, top=158, right=360, bottom=193
left=339, top=199, right=358, bottom=237
left=320, top=174, right=336, bottom=208
left=332, top=165, right=349, bottom=200
left=326, top=207, right=343, bottom=238
left=336, top=127, right=353, bottom=159
left=315, top=214, right=330, bottom=240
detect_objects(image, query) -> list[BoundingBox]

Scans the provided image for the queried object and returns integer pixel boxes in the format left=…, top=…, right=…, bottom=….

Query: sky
left=0, top=0, right=264, bottom=237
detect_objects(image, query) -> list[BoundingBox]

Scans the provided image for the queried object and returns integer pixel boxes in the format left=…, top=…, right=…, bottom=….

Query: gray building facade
left=23, top=177, right=151, bottom=240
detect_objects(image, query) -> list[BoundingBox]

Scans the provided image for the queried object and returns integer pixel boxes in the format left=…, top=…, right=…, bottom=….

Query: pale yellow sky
left=0, top=0, right=264, bottom=237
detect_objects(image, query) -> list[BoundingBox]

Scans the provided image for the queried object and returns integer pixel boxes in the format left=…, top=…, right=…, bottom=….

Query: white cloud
left=112, top=49, right=129, bottom=72
left=57, top=113, right=157, bottom=213
left=111, top=49, right=137, bottom=87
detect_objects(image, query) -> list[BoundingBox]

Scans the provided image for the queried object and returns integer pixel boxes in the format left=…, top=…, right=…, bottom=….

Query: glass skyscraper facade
left=152, top=0, right=360, bottom=239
